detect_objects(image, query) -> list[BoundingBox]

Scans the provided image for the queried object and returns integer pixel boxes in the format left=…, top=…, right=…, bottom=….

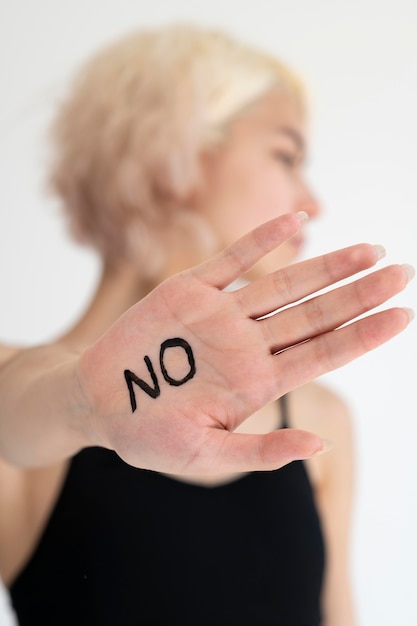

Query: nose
left=297, top=181, right=322, bottom=219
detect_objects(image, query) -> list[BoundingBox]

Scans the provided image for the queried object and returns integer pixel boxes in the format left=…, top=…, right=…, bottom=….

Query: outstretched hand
left=78, top=212, right=413, bottom=474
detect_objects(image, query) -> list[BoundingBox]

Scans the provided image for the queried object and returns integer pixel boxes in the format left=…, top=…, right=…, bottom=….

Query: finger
left=270, top=307, right=412, bottom=396
left=201, top=428, right=324, bottom=473
left=263, top=264, right=411, bottom=353
left=193, top=212, right=305, bottom=289
left=235, top=243, right=383, bottom=318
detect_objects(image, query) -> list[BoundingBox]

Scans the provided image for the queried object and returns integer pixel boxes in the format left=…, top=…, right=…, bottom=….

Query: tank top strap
left=279, top=394, right=290, bottom=429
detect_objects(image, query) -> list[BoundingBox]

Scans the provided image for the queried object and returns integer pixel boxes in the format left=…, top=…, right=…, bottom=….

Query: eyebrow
left=276, top=126, right=306, bottom=155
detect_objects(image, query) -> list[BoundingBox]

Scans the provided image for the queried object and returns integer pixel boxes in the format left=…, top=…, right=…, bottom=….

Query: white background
left=0, top=0, right=416, bottom=624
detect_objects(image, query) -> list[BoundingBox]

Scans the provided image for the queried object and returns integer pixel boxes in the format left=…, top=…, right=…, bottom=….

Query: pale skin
left=0, top=91, right=414, bottom=625
left=183, top=90, right=356, bottom=622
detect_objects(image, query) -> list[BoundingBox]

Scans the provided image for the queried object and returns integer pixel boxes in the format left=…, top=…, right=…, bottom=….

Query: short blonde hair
left=49, top=23, right=305, bottom=262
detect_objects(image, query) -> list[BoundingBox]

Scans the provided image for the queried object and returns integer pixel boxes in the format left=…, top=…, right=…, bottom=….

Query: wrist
left=69, top=348, right=106, bottom=451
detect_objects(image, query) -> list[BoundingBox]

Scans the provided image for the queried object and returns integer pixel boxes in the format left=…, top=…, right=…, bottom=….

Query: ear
left=183, top=143, right=223, bottom=215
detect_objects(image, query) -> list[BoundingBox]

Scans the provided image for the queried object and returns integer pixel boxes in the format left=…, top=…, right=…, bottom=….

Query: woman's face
left=190, top=89, right=321, bottom=279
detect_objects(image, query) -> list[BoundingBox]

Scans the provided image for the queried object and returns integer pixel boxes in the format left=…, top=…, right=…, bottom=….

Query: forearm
left=0, top=344, right=93, bottom=467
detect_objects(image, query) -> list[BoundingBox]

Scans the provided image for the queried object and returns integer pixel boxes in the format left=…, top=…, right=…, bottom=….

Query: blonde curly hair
left=49, top=23, right=305, bottom=264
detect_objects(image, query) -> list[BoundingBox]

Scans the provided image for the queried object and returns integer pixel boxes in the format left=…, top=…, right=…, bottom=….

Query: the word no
left=124, top=337, right=196, bottom=413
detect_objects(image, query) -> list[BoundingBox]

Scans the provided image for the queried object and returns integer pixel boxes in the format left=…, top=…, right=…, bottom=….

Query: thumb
left=210, top=428, right=327, bottom=473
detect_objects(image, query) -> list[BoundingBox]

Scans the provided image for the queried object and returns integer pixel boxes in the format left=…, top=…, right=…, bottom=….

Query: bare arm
left=0, top=343, right=89, bottom=466
left=299, top=383, right=358, bottom=626
left=0, top=213, right=413, bottom=471
left=319, top=402, right=357, bottom=626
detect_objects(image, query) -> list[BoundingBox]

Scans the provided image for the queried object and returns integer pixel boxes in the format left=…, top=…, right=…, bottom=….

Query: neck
left=59, top=262, right=155, bottom=351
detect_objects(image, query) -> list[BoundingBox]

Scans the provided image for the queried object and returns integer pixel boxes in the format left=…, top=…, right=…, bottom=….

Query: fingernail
left=296, top=210, right=309, bottom=224
left=403, top=307, right=415, bottom=323
left=312, top=438, right=334, bottom=457
left=402, top=264, right=415, bottom=283
left=373, top=244, right=386, bottom=260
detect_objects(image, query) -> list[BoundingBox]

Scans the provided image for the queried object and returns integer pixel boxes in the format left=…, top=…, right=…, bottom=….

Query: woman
left=1, top=23, right=413, bottom=626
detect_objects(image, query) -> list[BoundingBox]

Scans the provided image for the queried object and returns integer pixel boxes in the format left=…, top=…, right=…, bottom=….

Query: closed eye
left=273, top=151, right=298, bottom=168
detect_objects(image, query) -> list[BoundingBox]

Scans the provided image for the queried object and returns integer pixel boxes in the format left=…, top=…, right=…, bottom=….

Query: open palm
left=79, top=213, right=411, bottom=474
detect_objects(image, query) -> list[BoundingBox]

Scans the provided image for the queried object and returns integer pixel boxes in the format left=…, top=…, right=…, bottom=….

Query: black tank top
left=10, top=396, right=325, bottom=626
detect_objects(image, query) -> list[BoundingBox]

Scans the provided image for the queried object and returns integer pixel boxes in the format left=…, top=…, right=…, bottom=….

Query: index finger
left=192, top=212, right=307, bottom=289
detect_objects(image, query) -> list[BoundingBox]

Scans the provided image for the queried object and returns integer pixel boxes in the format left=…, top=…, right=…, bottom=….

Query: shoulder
left=0, top=456, right=69, bottom=586
left=289, top=380, right=353, bottom=441
left=0, top=341, right=69, bottom=586
left=0, top=343, right=20, bottom=369
left=288, top=381, right=355, bottom=489
left=291, top=386, right=357, bottom=622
